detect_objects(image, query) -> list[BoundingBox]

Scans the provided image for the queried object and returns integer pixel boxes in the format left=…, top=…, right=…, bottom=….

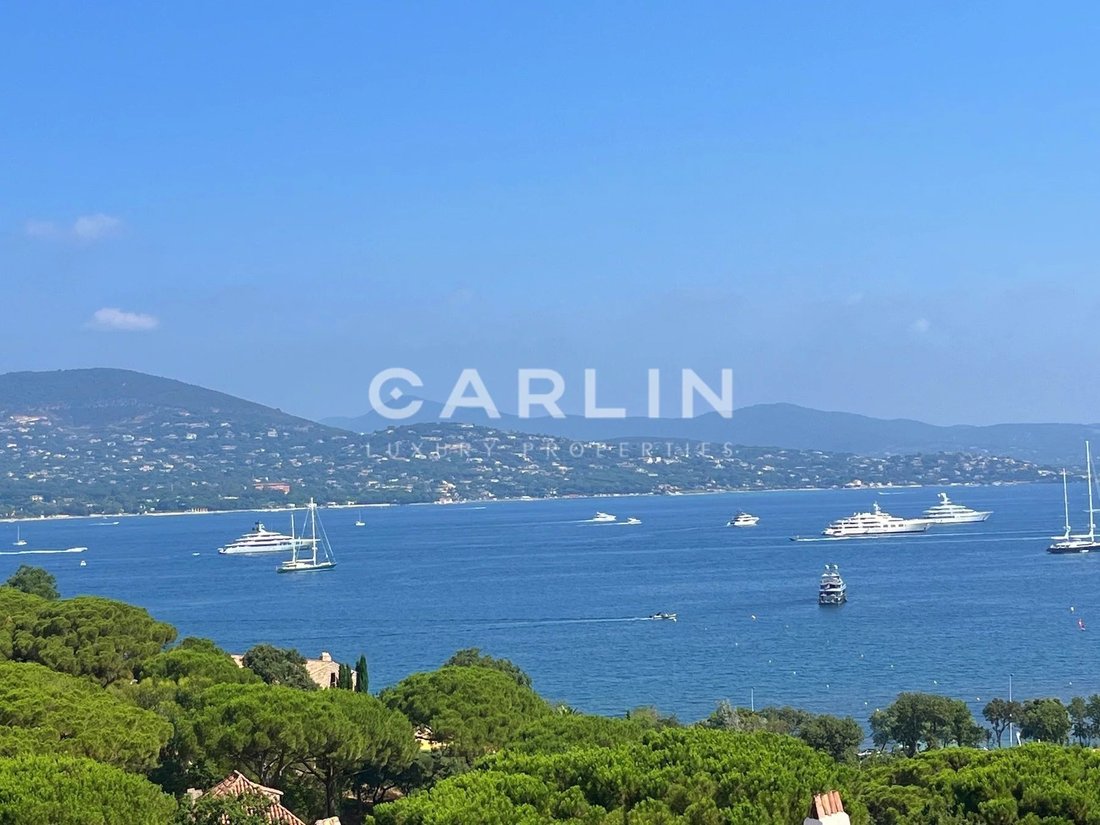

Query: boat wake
left=0, top=546, right=88, bottom=556
left=485, top=616, right=653, bottom=628
left=790, top=535, right=863, bottom=543
left=581, top=512, right=618, bottom=524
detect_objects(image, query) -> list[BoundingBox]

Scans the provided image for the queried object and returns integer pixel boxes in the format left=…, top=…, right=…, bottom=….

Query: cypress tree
left=337, top=662, right=353, bottom=690
left=354, top=654, right=368, bottom=694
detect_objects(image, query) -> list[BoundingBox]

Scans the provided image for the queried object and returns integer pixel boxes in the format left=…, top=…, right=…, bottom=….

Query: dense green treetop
left=698, top=699, right=769, bottom=732
left=119, top=637, right=259, bottom=722
left=0, top=754, right=176, bottom=825
left=381, top=665, right=550, bottom=759
left=115, top=638, right=266, bottom=794
left=869, top=692, right=983, bottom=756
left=4, top=595, right=176, bottom=685
left=1069, top=696, right=1092, bottom=744
left=1019, top=698, right=1072, bottom=745
left=855, top=744, right=1100, bottom=825
left=624, top=705, right=681, bottom=728
left=191, top=683, right=319, bottom=786
left=503, top=714, right=652, bottom=755
left=797, top=713, right=865, bottom=764
left=699, top=702, right=863, bottom=762
left=298, top=687, right=419, bottom=817
left=982, top=697, right=1022, bottom=748
left=141, top=638, right=260, bottom=690
left=0, top=660, right=171, bottom=772
left=0, top=587, right=46, bottom=660
left=373, top=727, right=859, bottom=825
left=241, top=643, right=317, bottom=690
left=443, top=648, right=533, bottom=689
left=3, top=565, right=58, bottom=600
left=192, top=682, right=417, bottom=818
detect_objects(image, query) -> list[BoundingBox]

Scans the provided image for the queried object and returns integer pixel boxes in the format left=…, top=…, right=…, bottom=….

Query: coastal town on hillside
left=0, top=410, right=1055, bottom=516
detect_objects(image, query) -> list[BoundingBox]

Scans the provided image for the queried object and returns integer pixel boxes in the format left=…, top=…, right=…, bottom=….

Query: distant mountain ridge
left=0, top=368, right=325, bottom=432
left=0, top=368, right=1058, bottom=516
left=324, top=402, right=1100, bottom=467
left=2, top=369, right=1091, bottom=467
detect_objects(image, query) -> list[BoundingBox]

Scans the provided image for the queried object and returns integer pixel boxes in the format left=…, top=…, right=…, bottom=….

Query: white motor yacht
left=920, top=492, right=991, bottom=524
left=818, top=564, right=847, bottom=605
left=821, top=502, right=929, bottom=538
left=218, top=518, right=312, bottom=555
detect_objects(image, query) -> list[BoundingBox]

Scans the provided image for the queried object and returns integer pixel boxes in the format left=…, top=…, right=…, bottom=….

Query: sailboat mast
left=1087, top=442, right=1096, bottom=540
left=1062, top=469, right=1071, bottom=538
left=290, top=511, right=298, bottom=563
left=310, top=498, right=319, bottom=564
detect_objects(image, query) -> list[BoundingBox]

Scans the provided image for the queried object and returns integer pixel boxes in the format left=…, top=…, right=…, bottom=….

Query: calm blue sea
left=2, top=484, right=1096, bottom=726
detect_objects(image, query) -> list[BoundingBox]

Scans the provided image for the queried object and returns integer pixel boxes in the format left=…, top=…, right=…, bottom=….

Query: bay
left=2, top=482, right=1095, bottom=726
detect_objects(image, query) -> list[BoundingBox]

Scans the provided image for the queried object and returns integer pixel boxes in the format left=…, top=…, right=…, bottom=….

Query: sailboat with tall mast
left=278, top=498, right=337, bottom=573
left=1052, top=469, right=1071, bottom=542
left=1048, top=442, right=1100, bottom=554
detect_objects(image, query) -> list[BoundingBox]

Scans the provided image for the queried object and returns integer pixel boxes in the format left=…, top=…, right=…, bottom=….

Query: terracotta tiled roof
left=203, top=771, right=306, bottom=825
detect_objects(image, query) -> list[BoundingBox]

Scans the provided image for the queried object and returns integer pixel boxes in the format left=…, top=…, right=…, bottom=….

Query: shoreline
left=0, top=479, right=1040, bottom=523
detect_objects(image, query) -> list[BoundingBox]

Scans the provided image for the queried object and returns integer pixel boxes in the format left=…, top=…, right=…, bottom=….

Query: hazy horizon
left=4, top=4, right=1099, bottom=426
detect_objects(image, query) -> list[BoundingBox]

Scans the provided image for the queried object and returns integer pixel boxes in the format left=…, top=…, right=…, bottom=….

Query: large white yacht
left=920, top=492, right=992, bottom=524
left=218, top=518, right=313, bottom=555
left=821, top=502, right=930, bottom=538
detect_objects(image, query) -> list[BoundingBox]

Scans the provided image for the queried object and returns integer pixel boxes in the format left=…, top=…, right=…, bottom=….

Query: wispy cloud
left=73, top=213, right=122, bottom=240
left=910, top=317, right=931, bottom=335
left=25, top=213, right=123, bottom=242
left=85, top=307, right=159, bottom=332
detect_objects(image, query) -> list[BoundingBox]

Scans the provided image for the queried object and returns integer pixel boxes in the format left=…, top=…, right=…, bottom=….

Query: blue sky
left=2, top=2, right=1099, bottom=424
